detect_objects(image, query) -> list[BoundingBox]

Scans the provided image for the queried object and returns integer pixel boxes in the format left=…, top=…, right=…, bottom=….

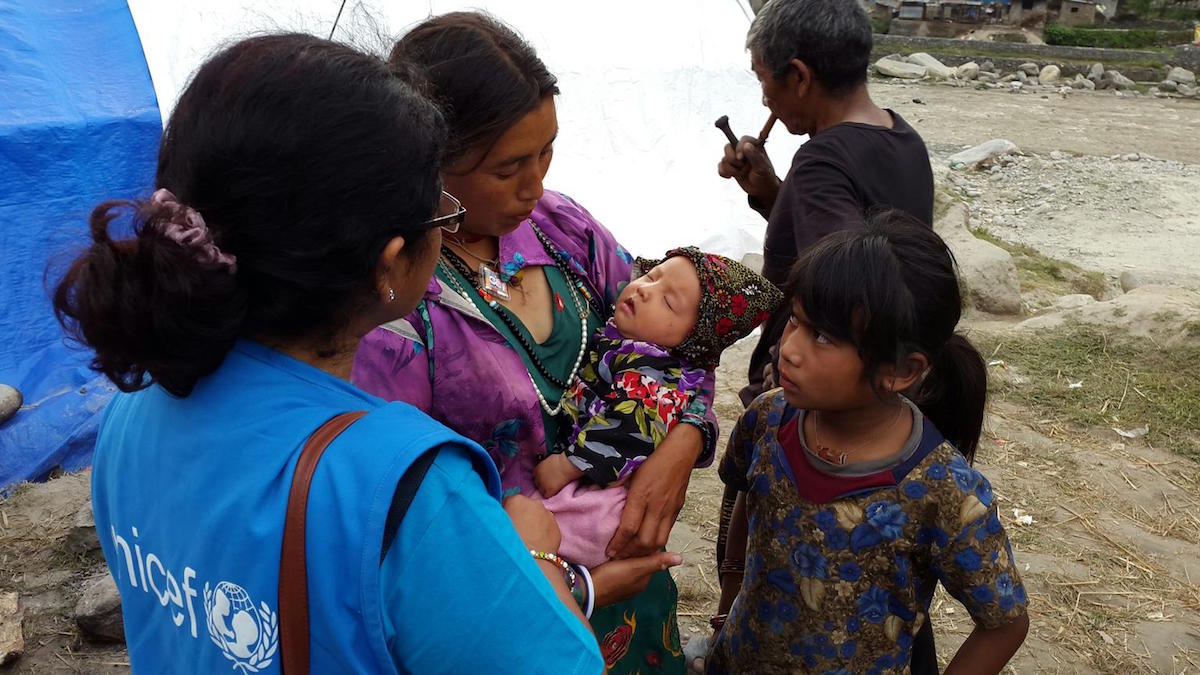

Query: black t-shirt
left=742, top=110, right=934, bottom=406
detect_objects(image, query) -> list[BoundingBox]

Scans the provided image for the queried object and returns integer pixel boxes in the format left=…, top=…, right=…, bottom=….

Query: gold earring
left=388, top=287, right=395, bottom=302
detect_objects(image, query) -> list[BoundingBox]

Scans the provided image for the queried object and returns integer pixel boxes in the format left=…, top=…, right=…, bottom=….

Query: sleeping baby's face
left=613, top=255, right=701, bottom=348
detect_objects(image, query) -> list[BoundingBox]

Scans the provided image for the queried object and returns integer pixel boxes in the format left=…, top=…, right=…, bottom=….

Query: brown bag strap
left=279, top=410, right=368, bottom=675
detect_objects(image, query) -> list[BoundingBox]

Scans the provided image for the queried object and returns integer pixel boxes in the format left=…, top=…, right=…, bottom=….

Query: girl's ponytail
left=910, top=333, right=987, bottom=463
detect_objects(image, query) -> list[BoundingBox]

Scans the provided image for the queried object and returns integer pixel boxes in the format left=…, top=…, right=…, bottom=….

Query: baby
left=534, top=246, right=782, bottom=567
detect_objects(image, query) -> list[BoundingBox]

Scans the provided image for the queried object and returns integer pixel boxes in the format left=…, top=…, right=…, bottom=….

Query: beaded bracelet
left=531, top=550, right=577, bottom=590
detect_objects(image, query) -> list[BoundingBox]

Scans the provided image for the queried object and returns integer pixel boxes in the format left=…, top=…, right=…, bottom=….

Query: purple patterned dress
left=353, top=190, right=715, bottom=673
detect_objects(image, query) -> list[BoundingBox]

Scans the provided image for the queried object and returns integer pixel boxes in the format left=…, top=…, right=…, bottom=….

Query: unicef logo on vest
left=204, top=581, right=279, bottom=673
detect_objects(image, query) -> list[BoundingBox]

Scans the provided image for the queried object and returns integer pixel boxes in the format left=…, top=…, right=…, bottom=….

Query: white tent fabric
left=127, top=0, right=806, bottom=260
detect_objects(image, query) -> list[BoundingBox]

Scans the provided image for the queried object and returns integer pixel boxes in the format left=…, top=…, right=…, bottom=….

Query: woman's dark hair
left=391, top=11, right=559, bottom=167
left=786, top=210, right=988, bottom=461
left=52, top=33, right=446, bottom=397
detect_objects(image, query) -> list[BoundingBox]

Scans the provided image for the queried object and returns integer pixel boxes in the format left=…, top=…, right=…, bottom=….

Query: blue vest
left=92, top=341, right=500, bottom=673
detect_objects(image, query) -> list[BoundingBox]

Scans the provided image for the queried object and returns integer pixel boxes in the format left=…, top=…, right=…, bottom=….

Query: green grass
left=874, top=43, right=1171, bottom=75
left=1045, top=23, right=1193, bottom=49
left=971, top=226, right=1109, bottom=299
left=976, top=325, right=1200, bottom=460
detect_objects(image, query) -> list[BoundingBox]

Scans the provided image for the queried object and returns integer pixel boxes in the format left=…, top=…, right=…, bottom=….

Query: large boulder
left=1039, top=64, right=1061, bottom=84
left=948, top=139, right=1020, bottom=170
left=1016, top=286, right=1200, bottom=346
left=874, top=58, right=926, bottom=79
left=906, top=52, right=955, bottom=79
left=1087, top=62, right=1105, bottom=81
left=74, top=573, right=124, bottom=643
left=1167, top=66, right=1196, bottom=85
left=1019, top=62, right=1040, bottom=76
left=1159, top=79, right=1178, bottom=92
left=957, top=61, right=980, bottom=80
left=1105, top=70, right=1136, bottom=89
left=935, top=204, right=1022, bottom=315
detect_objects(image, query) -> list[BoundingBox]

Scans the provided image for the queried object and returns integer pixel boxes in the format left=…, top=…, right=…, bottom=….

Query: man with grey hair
left=718, top=0, right=934, bottom=409
left=712, top=1, right=937, bottom=672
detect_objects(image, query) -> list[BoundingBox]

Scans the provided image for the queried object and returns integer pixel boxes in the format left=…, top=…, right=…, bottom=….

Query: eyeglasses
left=422, top=190, right=466, bottom=234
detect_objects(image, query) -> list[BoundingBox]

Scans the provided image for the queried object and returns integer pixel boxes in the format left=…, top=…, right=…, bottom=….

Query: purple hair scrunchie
left=149, top=188, right=237, bottom=273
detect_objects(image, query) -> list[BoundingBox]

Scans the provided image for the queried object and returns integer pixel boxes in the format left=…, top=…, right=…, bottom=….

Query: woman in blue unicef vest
left=51, top=34, right=608, bottom=673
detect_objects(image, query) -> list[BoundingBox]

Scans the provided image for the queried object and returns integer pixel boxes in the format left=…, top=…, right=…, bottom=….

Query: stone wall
left=873, top=33, right=1200, bottom=76
left=872, top=45, right=1166, bottom=80
left=890, top=19, right=978, bottom=37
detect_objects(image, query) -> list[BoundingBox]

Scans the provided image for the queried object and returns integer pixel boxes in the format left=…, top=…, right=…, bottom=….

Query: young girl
left=707, top=213, right=1029, bottom=674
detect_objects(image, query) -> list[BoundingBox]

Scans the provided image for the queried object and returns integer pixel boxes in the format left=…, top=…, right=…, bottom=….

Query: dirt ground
left=2, top=80, right=1199, bottom=673
left=876, top=81, right=1200, bottom=288
left=871, top=81, right=1200, bottom=165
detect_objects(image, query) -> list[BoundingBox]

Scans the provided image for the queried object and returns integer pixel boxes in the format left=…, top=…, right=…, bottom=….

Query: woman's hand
left=504, top=494, right=561, bottom=554
left=591, top=551, right=684, bottom=608
left=606, top=424, right=702, bottom=559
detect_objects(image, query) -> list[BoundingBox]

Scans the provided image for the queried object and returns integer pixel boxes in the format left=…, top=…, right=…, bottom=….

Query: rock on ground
left=935, top=204, right=1023, bottom=315
left=1104, top=70, right=1136, bottom=90
left=1019, top=62, right=1041, bottom=76
left=1052, top=293, right=1095, bottom=310
left=1038, top=65, right=1061, bottom=84
left=948, top=139, right=1021, bottom=170
left=740, top=252, right=764, bottom=275
left=1016, top=286, right=1200, bottom=345
left=1088, top=62, right=1105, bottom=81
left=0, top=591, right=23, bottom=667
left=875, top=58, right=926, bottom=79
left=1167, top=66, right=1196, bottom=85
left=1120, top=270, right=1143, bottom=293
left=956, top=61, right=980, bottom=80
left=0, top=384, right=20, bottom=425
left=906, top=52, right=955, bottom=79
left=74, top=573, right=124, bottom=643
left=65, top=502, right=100, bottom=557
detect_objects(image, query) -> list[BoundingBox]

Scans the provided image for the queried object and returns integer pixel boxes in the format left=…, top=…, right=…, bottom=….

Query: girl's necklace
left=436, top=224, right=591, bottom=416
left=807, top=405, right=905, bottom=466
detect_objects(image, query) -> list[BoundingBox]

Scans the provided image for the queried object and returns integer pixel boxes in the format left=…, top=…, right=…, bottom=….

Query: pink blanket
left=539, top=480, right=627, bottom=568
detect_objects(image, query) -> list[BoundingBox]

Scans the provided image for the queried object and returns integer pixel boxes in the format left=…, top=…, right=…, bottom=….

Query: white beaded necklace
left=435, top=225, right=590, bottom=417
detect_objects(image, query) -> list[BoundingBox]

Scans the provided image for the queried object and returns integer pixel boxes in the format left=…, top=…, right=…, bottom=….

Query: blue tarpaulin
left=0, top=0, right=160, bottom=490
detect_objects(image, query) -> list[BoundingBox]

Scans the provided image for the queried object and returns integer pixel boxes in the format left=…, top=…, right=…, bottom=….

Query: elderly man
left=714, top=1, right=938, bottom=672
left=719, top=0, right=935, bottom=408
